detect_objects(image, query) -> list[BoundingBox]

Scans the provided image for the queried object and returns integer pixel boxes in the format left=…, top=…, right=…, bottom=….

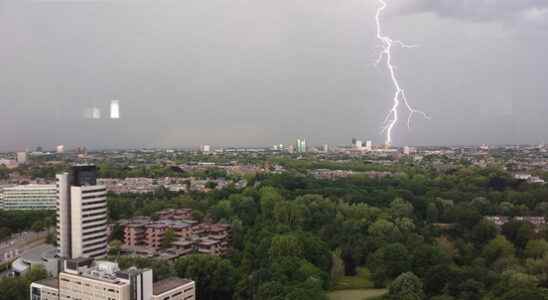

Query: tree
left=271, top=234, right=303, bottom=259
left=525, top=240, right=548, bottom=259
left=109, top=240, right=123, bottom=256
left=175, top=255, right=236, bottom=300
left=502, top=220, right=534, bottom=251
left=368, top=219, right=401, bottom=249
left=341, top=246, right=358, bottom=276
left=500, top=288, right=548, bottom=300
left=390, top=198, right=414, bottom=218
left=161, top=228, right=177, bottom=249
left=471, top=220, right=498, bottom=248
left=482, top=235, right=515, bottom=264
left=388, top=272, right=425, bottom=300
left=369, top=243, right=411, bottom=286
left=330, top=249, right=345, bottom=288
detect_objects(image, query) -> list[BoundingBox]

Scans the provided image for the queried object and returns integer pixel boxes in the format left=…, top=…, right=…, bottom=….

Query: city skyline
left=1, top=0, right=547, bottom=151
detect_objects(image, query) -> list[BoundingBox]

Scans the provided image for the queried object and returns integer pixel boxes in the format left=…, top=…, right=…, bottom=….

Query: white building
left=57, top=166, right=108, bottom=259
left=110, top=100, right=120, bottom=119
left=200, top=145, right=211, bottom=153
left=31, top=259, right=195, bottom=300
left=16, top=152, right=27, bottom=164
left=296, top=139, right=307, bottom=153
left=365, top=140, right=373, bottom=151
left=2, top=184, right=56, bottom=210
left=57, top=145, right=65, bottom=154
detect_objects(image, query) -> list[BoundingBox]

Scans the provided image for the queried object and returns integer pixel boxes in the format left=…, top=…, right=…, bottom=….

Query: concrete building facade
left=57, top=165, right=108, bottom=259
left=2, top=184, right=56, bottom=210
left=30, top=259, right=195, bottom=300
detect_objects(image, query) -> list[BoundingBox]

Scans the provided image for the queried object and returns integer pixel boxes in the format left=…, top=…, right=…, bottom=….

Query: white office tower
left=57, top=165, right=108, bottom=259
left=57, top=145, right=65, bottom=154
left=355, top=140, right=363, bottom=150
left=323, top=144, right=329, bottom=153
left=366, top=140, right=373, bottom=151
left=110, top=100, right=120, bottom=119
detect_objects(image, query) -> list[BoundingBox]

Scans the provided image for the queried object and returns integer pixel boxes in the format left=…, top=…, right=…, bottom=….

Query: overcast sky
left=1, top=0, right=547, bottom=151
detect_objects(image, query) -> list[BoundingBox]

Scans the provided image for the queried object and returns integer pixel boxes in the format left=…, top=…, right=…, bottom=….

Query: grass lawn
left=327, top=289, right=387, bottom=300
left=331, top=267, right=374, bottom=290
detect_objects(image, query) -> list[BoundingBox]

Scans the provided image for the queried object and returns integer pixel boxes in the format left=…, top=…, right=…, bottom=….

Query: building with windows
left=296, top=139, right=307, bottom=153
left=2, top=184, right=56, bottom=210
left=57, top=165, right=108, bottom=259
left=30, top=259, right=195, bottom=300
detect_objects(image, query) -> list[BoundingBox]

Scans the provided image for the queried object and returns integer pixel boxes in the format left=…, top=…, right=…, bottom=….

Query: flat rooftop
left=35, top=278, right=59, bottom=289
left=153, top=277, right=193, bottom=295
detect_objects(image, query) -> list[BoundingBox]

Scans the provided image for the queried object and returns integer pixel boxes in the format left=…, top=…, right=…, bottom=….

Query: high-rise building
left=57, top=165, right=108, bottom=259
left=200, top=145, right=211, bottom=153
left=2, top=184, right=56, bottom=211
left=16, top=151, right=27, bottom=164
left=296, top=139, right=307, bottom=153
left=323, top=144, right=329, bottom=153
left=355, top=140, right=363, bottom=150
left=366, top=140, right=373, bottom=151
left=30, top=259, right=196, bottom=300
left=57, top=145, right=65, bottom=154
left=92, top=107, right=101, bottom=119
left=110, top=100, right=120, bottom=119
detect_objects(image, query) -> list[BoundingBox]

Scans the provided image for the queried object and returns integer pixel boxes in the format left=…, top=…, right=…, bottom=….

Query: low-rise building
left=2, top=184, right=56, bottom=210
left=485, top=216, right=546, bottom=231
left=30, top=258, right=195, bottom=300
left=122, top=210, right=231, bottom=259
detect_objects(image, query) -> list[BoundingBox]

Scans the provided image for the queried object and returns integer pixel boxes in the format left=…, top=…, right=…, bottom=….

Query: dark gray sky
left=1, top=0, right=547, bottom=151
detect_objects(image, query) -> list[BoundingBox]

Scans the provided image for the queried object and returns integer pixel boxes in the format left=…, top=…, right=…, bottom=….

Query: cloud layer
left=395, top=0, right=548, bottom=26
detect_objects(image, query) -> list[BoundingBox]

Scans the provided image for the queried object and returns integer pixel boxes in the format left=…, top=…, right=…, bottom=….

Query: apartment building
left=57, top=165, right=108, bottom=259
left=122, top=210, right=231, bottom=258
left=31, top=258, right=195, bottom=300
left=2, top=184, right=56, bottom=210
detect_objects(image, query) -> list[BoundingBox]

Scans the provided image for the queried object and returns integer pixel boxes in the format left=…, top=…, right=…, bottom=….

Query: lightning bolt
left=375, top=0, right=430, bottom=146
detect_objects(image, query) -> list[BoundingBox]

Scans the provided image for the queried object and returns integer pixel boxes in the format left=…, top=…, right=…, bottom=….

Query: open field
left=331, top=267, right=374, bottom=290
left=327, top=289, right=387, bottom=300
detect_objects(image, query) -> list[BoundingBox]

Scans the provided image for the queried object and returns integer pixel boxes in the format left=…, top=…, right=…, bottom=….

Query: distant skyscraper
left=200, top=145, right=211, bottom=153
left=323, top=144, right=329, bottom=153
left=110, top=100, right=120, bottom=119
left=296, top=139, right=307, bottom=153
left=355, top=140, right=363, bottom=150
left=57, top=145, right=65, bottom=154
left=92, top=107, right=101, bottom=119
left=57, top=165, right=108, bottom=259
left=16, top=152, right=27, bottom=164
left=366, top=140, right=373, bottom=151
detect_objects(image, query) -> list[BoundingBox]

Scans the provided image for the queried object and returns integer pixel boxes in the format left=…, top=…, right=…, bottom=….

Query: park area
left=328, top=289, right=387, bottom=300
left=328, top=267, right=386, bottom=300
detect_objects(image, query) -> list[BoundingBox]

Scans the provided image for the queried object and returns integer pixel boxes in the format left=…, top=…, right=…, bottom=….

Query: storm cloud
left=1, top=0, right=547, bottom=150
left=394, top=0, right=548, bottom=26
